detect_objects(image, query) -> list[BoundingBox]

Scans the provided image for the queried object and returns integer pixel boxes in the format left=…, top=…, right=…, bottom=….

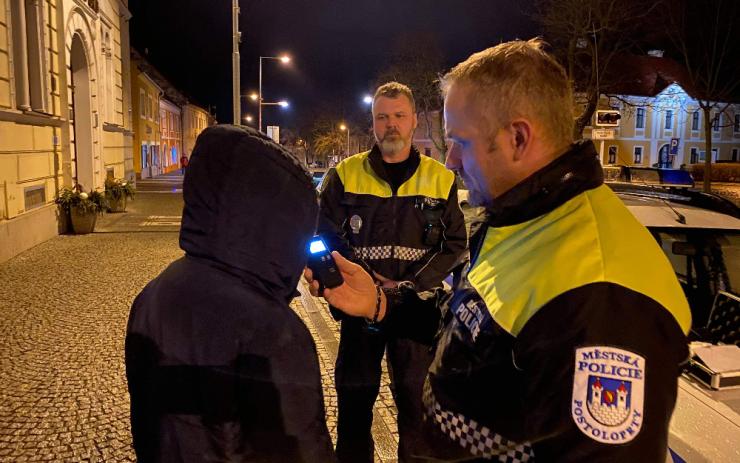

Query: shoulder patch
left=571, top=346, right=645, bottom=444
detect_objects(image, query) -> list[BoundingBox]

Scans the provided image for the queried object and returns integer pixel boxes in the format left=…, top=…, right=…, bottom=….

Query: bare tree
left=535, top=0, right=659, bottom=139
left=375, top=32, right=448, bottom=159
left=665, top=0, right=740, bottom=192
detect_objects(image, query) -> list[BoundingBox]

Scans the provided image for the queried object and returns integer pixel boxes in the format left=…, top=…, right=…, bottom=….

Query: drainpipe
left=10, top=0, right=31, bottom=110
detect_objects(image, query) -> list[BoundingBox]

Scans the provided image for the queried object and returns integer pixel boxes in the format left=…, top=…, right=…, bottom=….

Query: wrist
left=365, top=286, right=386, bottom=323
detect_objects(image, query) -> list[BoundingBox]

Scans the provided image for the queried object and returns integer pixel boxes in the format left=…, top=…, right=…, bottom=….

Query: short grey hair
left=440, top=38, right=574, bottom=147
left=373, top=82, right=416, bottom=112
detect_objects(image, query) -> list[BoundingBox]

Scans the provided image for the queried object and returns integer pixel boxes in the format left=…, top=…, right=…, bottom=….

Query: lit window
left=633, top=146, right=643, bottom=164
left=635, top=108, right=645, bottom=129
left=608, top=146, right=617, bottom=164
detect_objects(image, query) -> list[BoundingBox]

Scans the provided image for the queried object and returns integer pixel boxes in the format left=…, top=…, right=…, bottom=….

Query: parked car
left=606, top=183, right=740, bottom=462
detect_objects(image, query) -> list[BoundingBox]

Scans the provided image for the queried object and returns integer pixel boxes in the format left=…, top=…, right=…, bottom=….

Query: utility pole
left=232, top=0, right=240, bottom=125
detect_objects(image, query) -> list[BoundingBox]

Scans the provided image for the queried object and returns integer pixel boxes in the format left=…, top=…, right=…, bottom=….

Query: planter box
left=70, top=209, right=97, bottom=234
left=108, top=196, right=127, bottom=213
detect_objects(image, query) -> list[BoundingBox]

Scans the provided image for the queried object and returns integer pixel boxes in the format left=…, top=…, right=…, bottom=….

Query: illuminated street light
left=244, top=114, right=254, bottom=124
left=249, top=93, right=258, bottom=101
left=258, top=55, right=292, bottom=132
left=339, top=123, right=350, bottom=157
left=362, top=95, right=373, bottom=105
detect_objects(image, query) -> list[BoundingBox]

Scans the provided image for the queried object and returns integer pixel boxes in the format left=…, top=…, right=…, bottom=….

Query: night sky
left=128, top=0, right=537, bottom=132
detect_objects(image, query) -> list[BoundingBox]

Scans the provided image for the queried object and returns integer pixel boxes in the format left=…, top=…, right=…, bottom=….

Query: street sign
left=592, top=128, right=616, bottom=140
left=266, top=125, right=280, bottom=144
left=596, top=110, right=621, bottom=127
left=670, top=138, right=680, bottom=155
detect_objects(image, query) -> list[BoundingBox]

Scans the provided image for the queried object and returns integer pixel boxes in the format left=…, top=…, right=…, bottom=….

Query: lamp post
left=258, top=55, right=290, bottom=132
left=339, top=123, right=350, bottom=158
left=232, top=0, right=241, bottom=125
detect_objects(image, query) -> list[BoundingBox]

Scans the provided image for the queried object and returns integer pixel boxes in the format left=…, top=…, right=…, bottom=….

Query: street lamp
left=243, top=114, right=253, bottom=124
left=258, top=55, right=291, bottom=132
left=339, top=123, right=350, bottom=157
left=362, top=95, right=373, bottom=105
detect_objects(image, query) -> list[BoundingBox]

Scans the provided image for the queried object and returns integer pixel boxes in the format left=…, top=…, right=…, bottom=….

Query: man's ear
left=510, top=119, right=531, bottom=161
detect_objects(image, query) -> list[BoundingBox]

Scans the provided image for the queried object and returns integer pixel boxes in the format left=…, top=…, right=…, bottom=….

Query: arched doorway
left=70, top=34, right=94, bottom=190
left=657, top=143, right=672, bottom=168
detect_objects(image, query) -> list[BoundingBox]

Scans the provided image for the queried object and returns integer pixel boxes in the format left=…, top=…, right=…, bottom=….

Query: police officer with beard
left=318, top=82, right=467, bottom=462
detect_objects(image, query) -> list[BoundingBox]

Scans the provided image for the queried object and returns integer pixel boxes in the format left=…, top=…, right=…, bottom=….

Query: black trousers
left=335, top=317, right=433, bottom=463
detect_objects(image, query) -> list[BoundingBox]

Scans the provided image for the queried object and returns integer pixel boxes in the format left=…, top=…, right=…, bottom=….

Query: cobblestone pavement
left=0, top=176, right=400, bottom=462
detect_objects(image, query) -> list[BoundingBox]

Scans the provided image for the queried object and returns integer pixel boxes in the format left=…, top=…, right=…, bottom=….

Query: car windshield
left=650, top=228, right=740, bottom=335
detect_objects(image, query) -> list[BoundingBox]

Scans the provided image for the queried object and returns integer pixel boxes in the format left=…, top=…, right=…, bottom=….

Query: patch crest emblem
left=571, top=346, right=645, bottom=445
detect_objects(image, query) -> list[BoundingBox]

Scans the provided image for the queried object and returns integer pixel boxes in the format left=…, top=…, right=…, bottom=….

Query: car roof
left=617, top=192, right=740, bottom=230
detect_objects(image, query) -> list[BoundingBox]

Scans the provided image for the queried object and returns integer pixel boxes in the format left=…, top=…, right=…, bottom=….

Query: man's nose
left=445, top=143, right=461, bottom=170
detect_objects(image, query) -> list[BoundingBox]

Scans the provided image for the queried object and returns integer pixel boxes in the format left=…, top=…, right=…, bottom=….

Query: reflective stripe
left=337, top=151, right=455, bottom=199
left=423, top=380, right=535, bottom=461
left=467, top=185, right=691, bottom=336
left=354, top=245, right=428, bottom=261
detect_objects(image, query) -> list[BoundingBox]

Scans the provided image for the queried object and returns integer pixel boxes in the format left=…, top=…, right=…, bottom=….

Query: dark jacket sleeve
left=383, top=285, right=450, bottom=345
left=493, top=283, right=688, bottom=460
left=405, top=183, right=468, bottom=291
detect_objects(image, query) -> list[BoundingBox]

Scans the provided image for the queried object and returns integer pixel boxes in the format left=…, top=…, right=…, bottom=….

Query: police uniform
left=318, top=145, right=467, bottom=462
left=385, top=140, right=691, bottom=461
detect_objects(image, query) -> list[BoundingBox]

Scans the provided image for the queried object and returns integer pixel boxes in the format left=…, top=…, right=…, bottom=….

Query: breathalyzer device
left=307, top=236, right=344, bottom=290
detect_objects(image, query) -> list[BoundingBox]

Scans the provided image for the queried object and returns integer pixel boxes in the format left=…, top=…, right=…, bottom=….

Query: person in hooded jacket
left=125, top=124, right=336, bottom=463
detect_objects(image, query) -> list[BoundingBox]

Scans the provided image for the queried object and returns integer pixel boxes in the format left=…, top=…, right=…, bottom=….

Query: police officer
left=318, top=82, right=467, bottom=462
left=308, top=40, right=691, bottom=461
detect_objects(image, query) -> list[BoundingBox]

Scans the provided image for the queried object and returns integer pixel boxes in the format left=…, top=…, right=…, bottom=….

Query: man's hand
left=303, top=252, right=385, bottom=320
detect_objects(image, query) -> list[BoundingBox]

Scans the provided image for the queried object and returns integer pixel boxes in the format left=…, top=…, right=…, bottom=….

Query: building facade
left=0, top=0, right=132, bottom=263
left=130, top=68, right=160, bottom=179
left=182, top=103, right=210, bottom=159
left=159, top=97, right=180, bottom=174
left=584, top=55, right=740, bottom=169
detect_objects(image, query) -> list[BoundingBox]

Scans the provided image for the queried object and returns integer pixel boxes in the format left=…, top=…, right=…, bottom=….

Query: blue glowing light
left=309, top=239, right=327, bottom=254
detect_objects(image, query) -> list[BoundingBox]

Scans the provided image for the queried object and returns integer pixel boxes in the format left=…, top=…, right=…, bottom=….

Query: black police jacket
left=125, top=125, right=336, bottom=463
left=385, top=140, right=692, bottom=461
left=318, top=145, right=467, bottom=291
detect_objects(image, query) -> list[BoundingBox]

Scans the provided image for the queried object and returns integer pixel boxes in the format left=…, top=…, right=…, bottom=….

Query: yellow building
left=0, top=0, right=133, bottom=263
left=131, top=68, right=161, bottom=179
left=584, top=56, right=740, bottom=168
left=182, top=103, right=212, bottom=159
left=159, top=98, right=181, bottom=174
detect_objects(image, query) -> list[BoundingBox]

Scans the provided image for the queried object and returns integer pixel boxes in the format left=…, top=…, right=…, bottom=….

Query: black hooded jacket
left=125, top=125, right=336, bottom=462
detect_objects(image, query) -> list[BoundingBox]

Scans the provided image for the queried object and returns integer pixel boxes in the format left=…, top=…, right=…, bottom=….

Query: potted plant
left=55, top=184, right=108, bottom=234
left=105, top=178, right=135, bottom=212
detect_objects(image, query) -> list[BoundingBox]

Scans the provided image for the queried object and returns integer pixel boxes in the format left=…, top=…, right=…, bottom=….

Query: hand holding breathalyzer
left=306, top=236, right=344, bottom=290
left=304, top=250, right=384, bottom=321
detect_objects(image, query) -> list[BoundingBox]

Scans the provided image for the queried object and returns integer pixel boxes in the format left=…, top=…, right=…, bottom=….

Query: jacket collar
left=485, top=140, right=603, bottom=227
left=367, top=144, right=421, bottom=191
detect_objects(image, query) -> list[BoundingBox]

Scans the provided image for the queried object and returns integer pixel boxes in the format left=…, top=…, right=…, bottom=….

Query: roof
left=617, top=192, right=740, bottom=230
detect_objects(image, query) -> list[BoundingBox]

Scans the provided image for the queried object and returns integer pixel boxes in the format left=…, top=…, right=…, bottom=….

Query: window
left=713, top=114, right=720, bottom=132
left=148, top=95, right=153, bottom=120
left=635, top=108, right=645, bottom=129
left=690, top=147, right=698, bottom=164
left=692, top=111, right=700, bottom=131
left=735, top=114, right=740, bottom=133
left=698, top=149, right=719, bottom=162
left=732, top=148, right=739, bottom=162
left=633, top=146, right=643, bottom=164
left=665, top=110, right=673, bottom=130
left=140, top=90, right=146, bottom=118
left=10, top=1, right=49, bottom=111
left=424, top=148, right=432, bottom=156
left=23, top=185, right=46, bottom=211
left=608, top=146, right=617, bottom=164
